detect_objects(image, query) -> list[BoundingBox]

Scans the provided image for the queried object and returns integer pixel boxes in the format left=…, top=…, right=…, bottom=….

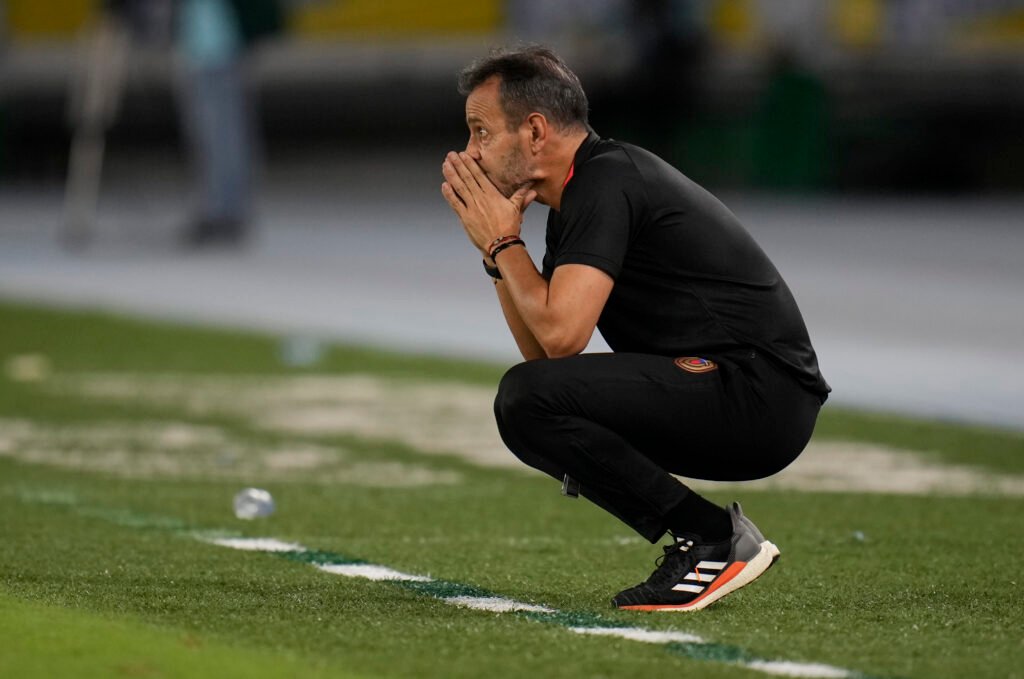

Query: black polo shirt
left=542, top=132, right=830, bottom=399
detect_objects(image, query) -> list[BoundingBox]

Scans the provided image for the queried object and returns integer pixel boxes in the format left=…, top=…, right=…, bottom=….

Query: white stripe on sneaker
left=697, top=560, right=727, bottom=570
left=671, top=583, right=706, bottom=594
left=684, top=571, right=717, bottom=583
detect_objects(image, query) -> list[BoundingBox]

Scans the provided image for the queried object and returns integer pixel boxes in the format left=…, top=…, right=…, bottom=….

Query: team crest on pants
left=674, top=357, right=718, bottom=373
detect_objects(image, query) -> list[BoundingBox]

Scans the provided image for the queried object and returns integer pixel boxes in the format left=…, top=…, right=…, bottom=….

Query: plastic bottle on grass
left=233, top=488, right=275, bottom=519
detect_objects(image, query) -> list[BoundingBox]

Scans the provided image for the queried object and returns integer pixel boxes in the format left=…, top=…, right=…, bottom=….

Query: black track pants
left=493, top=350, right=822, bottom=543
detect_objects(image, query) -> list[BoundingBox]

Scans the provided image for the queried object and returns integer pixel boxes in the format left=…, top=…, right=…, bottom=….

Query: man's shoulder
left=578, top=137, right=683, bottom=188
left=580, top=137, right=633, bottom=171
left=590, top=137, right=715, bottom=207
left=569, top=139, right=641, bottom=195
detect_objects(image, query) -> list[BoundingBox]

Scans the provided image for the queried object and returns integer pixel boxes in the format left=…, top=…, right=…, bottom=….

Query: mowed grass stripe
left=0, top=591, right=363, bottom=679
left=16, top=488, right=868, bottom=679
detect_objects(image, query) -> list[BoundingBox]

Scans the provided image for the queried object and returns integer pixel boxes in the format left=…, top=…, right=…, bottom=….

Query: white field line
left=199, top=533, right=859, bottom=678
left=12, top=487, right=860, bottom=679
left=316, top=563, right=433, bottom=582
left=568, top=626, right=704, bottom=644
left=745, top=660, right=856, bottom=678
left=445, top=596, right=556, bottom=614
left=204, top=537, right=307, bottom=552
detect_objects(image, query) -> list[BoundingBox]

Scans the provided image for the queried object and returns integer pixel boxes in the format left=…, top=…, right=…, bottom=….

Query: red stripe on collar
left=562, top=162, right=575, bottom=188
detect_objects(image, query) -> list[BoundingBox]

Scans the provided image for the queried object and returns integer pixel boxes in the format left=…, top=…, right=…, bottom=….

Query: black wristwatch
left=483, top=258, right=502, bottom=280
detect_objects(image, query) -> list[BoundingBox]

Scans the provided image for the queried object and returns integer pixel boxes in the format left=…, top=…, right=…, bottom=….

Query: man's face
left=464, top=77, right=532, bottom=198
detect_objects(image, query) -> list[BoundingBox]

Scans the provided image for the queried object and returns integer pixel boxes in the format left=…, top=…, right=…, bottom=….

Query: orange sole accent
left=616, top=561, right=747, bottom=612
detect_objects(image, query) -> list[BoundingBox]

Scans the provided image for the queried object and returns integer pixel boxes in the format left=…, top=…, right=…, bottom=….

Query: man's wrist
left=490, top=238, right=525, bottom=260
left=486, top=234, right=522, bottom=259
left=482, top=258, right=502, bottom=280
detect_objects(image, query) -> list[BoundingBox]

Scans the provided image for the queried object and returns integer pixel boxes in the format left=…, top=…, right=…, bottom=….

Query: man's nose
left=464, top=139, right=480, bottom=159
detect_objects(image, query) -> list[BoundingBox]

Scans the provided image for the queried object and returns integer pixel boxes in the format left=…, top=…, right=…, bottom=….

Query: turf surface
left=1, top=301, right=1022, bottom=678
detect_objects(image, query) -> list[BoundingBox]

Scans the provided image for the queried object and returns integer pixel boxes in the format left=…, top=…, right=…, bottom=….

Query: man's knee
left=495, top=361, right=540, bottom=426
left=494, top=361, right=564, bottom=478
left=496, top=359, right=567, bottom=418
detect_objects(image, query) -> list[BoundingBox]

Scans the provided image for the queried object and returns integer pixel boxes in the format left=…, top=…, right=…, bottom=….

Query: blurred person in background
left=103, top=0, right=281, bottom=246
left=441, top=46, right=829, bottom=612
left=177, top=0, right=281, bottom=247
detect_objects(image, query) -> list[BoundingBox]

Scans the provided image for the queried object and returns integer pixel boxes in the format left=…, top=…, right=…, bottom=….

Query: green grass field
left=1, top=301, right=1022, bottom=678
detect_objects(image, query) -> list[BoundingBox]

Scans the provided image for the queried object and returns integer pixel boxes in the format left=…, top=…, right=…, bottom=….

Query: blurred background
left=1, top=0, right=1022, bottom=428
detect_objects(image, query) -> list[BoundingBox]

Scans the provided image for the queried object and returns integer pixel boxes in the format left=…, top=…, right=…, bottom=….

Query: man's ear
left=525, top=113, right=548, bottom=153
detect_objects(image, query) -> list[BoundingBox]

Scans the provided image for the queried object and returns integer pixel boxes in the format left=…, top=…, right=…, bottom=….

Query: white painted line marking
left=316, top=563, right=433, bottom=582
left=744, top=660, right=855, bottom=678
left=445, top=596, right=556, bottom=614
left=196, top=531, right=860, bottom=678
left=568, top=626, right=705, bottom=645
left=205, top=537, right=306, bottom=552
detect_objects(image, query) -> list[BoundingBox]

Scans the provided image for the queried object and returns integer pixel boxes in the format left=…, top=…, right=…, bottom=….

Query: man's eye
left=477, top=128, right=488, bottom=139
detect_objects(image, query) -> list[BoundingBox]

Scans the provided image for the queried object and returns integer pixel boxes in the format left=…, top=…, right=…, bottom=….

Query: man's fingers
left=440, top=182, right=466, bottom=214
left=457, top=152, right=496, bottom=194
left=442, top=158, right=476, bottom=207
left=510, top=185, right=538, bottom=214
left=449, top=151, right=486, bottom=192
left=523, top=189, right=538, bottom=210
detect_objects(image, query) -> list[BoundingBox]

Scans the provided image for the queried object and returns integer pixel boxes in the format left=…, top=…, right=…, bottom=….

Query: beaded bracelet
left=488, top=234, right=519, bottom=249
left=487, top=234, right=520, bottom=257
left=490, top=238, right=525, bottom=260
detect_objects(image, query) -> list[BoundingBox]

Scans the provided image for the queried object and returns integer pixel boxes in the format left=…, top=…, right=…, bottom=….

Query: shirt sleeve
left=548, top=159, right=636, bottom=280
left=541, top=210, right=558, bottom=281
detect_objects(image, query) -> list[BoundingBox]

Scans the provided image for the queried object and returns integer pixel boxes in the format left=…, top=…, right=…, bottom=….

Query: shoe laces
left=644, top=538, right=697, bottom=588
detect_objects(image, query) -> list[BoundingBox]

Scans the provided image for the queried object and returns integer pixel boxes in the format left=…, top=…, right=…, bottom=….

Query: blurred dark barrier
left=2, top=0, right=1023, bottom=193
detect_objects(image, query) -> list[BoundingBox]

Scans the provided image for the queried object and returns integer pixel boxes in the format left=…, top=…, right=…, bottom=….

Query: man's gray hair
left=458, top=45, right=589, bottom=131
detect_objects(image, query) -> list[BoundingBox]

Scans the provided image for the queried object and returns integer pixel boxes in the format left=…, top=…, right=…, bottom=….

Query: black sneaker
left=612, top=502, right=780, bottom=612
